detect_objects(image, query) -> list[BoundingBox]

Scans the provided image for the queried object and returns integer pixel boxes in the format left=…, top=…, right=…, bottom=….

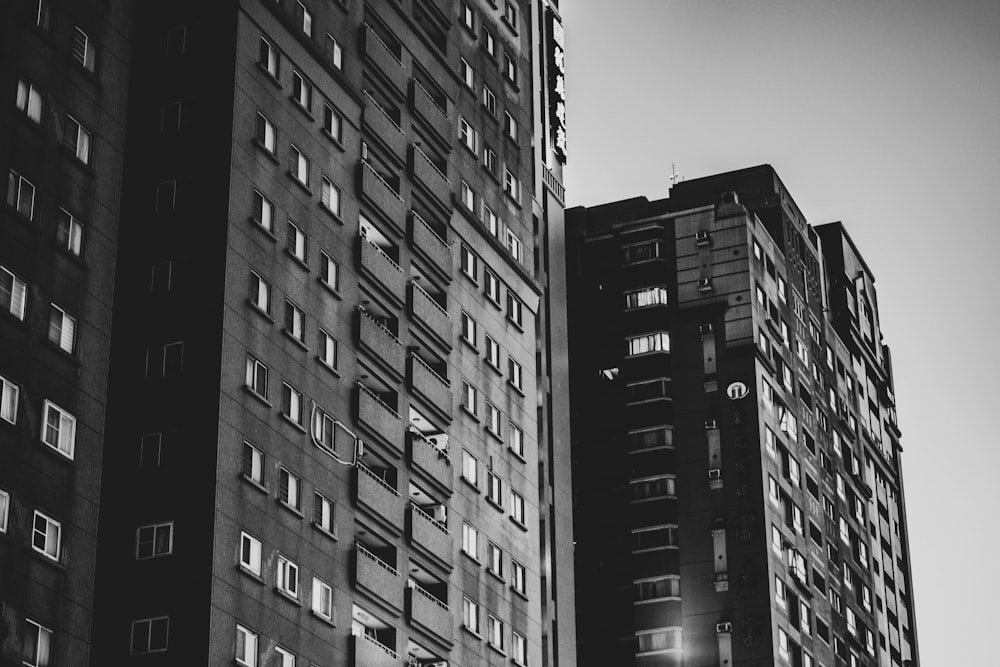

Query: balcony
left=352, top=633, right=398, bottom=667
left=410, top=282, right=451, bottom=347
left=409, top=355, right=452, bottom=419
left=360, top=161, right=405, bottom=228
left=409, top=430, right=452, bottom=494
left=356, top=464, right=402, bottom=530
left=363, top=92, right=406, bottom=158
left=409, top=503, right=453, bottom=568
left=411, top=212, right=452, bottom=277
left=408, top=582, right=454, bottom=645
left=410, top=79, right=451, bottom=142
left=359, top=234, right=404, bottom=302
left=411, top=145, right=452, bottom=209
left=358, top=385, right=403, bottom=454
left=359, top=309, right=404, bottom=378
left=363, top=25, right=406, bottom=91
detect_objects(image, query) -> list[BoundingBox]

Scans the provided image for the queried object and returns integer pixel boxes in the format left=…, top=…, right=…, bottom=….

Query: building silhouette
left=566, top=166, right=920, bottom=667
left=2, top=0, right=573, bottom=665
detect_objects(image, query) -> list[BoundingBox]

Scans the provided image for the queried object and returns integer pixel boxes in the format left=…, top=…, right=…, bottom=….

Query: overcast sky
left=562, top=1, right=1000, bottom=663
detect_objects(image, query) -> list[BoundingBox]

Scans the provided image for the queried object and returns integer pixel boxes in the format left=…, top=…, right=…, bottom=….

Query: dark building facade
left=567, top=165, right=919, bottom=667
left=1, top=1, right=132, bottom=664
left=84, top=0, right=573, bottom=666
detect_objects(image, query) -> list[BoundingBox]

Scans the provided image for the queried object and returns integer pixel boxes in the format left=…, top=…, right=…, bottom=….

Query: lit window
left=487, top=471, right=503, bottom=506
left=319, top=329, right=339, bottom=370
left=313, top=491, right=334, bottom=534
left=287, top=221, right=307, bottom=262
left=320, top=252, right=340, bottom=291
left=624, top=286, right=668, bottom=309
left=252, top=189, right=274, bottom=232
left=509, top=422, right=524, bottom=457
left=462, top=450, right=478, bottom=486
left=130, top=616, right=169, bottom=654
left=16, top=80, right=44, bottom=124
left=488, top=614, right=504, bottom=649
left=485, top=269, right=501, bottom=304
left=461, top=311, right=478, bottom=345
left=463, top=596, right=480, bottom=633
left=311, top=576, right=334, bottom=621
left=32, top=510, right=62, bottom=561
left=245, top=355, right=268, bottom=398
left=1, top=374, right=19, bottom=424
left=239, top=531, right=262, bottom=575
left=72, top=27, right=97, bottom=72
left=56, top=209, right=85, bottom=256
left=625, top=332, right=670, bottom=356
left=289, top=145, right=310, bottom=187
left=321, top=176, right=341, bottom=216
left=487, top=541, right=503, bottom=578
left=242, top=441, right=264, bottom=485
left=459, top=117, right=478, bottom=152
left=460, top=180, right=475, bottom=210
left=1, top=265, right=28, bottom=320
left=462, top=522, right=479, bottom=559
left=510, top=490, right=525, bottom=525
left=66, top=121, right=94, bottom=163
left=460, top=244, right=478, bottom=280
left=485, top=335, right=501, bottom=369
left=323, top=102, right=343, bottom=141
left=42, top=400, right=76, bottom=459
left=249, top=271, right=271, bottom=314
left=325, top=33, right=343, bottom=69
left=504, top=111, right=517, bottom=141
left=277, top=554, right=299, bottom=599
left=482, top=84, right=497, bottom=116
left=23, top=619, right=53, bottom=667
left=296, top=1, right=312, bottom=36
left=259, top=36, right=279, bottom=78
left=136, top=521, right=173, bottom=559
left=48, top=304, right=77, bottom=354
left=462, top=380, right=478, bottom=415
left=459, top=58, right=474, bottom=89
left=512, top=630, right=527, bottom=665
left=235, top=624, right=258, bottom=667
left=508, top=356, right=523, bottom=391
left=279, top=466, right=300, bottom=510
left=7, top=170, right=36, bottom=220
left=255, top=111, right=276, bottom=154
left=511, top=560, right=526, bottom=594
left=291, top=71, right=312, bottom=111
left=506, top=292, right=523, bottom=327
left=281, top=382, right=303, bottom=425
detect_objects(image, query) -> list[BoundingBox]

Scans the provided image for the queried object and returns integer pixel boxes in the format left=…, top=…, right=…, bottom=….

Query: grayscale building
left=566, top=165, right=920, bottom=667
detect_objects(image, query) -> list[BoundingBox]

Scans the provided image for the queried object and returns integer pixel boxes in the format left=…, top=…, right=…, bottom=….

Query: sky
left=562, top=1, right=1000, bottom=664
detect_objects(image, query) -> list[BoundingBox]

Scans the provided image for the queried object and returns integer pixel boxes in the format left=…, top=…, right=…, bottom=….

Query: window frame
left=32, top=509, right=62, bottom=561
left=41, top=399, right=76, bottom=459
left=136, top=521, right=174, bottom=559
left=239, top=531, right=263, bottom=576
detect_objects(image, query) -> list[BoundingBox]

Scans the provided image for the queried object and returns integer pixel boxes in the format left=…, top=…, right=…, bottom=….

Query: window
left=23, top=619, right=52, bottom=667
left=249, top=271, right=271, bottom=314
left=239, top=531, right=262, bottom=575
left=462, top=522, right=479, bottom=559
left=16, top=80, right=44, bottom=124
left=461, top=311, right=478, bottom=345
left=488, top=614, right=504, bottom=649
left=636, top=576, right=680, bottom=601
left=623, top=240, right=662, bottom=263
left=235, top=624, right=258, bottom=666
left=482, top=84, right=497, bottom=116
left=509, top=422, right=524, bottom=457
left=504, top=111, right=518, bottom=141
left=511, top=560, right=526, bottom=594
left=487, top=470, right=503, bottom=506
left=483, top=145, right=498, bottom=176
left=510, top=490, right=525, bottom=525
left=1, top=266, right=27, bottom=320
left=289, top=145, right=310, bottom=187
left=312, top=577, right=334, bottom=621
left=485, top=269, right=501, bottom=304
left=627, top=425, right=673, bottom=450
left=503, top=1, right=518, bottom=28
left=259, top=36, right=279, bottom=78
left=508, top=356, right=523, bottom=390
left=245, top=355, right=268, bottom=398
left=460, top=244, right=478, bottom=280
left=777, top=628, right=790, bottom=660
left=462, top=2, right=475, bottom=30
left=320, top=252, right=340, bottom=291
left=65, top=115, right=94, bottom=164
left=136, top=521, right=173, bottom=559
left=275, top=647, right=295, bottom=667
left=0, top=489, right=9, bottom=533
left=279, top=467, right=300, bottom=510
left=503, top=52, right=517, bottom=84
left=462, top=380, right=478, bottom=415
left=482, top=204, right=499, bottom=236
left=512, top=630, right=527, bottom=665
left=1, top=374, right=19, bottom=424
left=139, top=433, right=162, bottom=470
left=321, top=177, right=341, bottom=216
left=48, top=305, right=77, bottom=354
left=485, top=335, right=501, bottom=369
left=764, top=427, right=777, bottom=459
left=34, top=1, right=51, bottom=31
left=130, top=617, right=169, bottom=654
left=460, top=180, right=475, bottom=210
left=625, top=286, right=668, bottom=309
left=483, top=27, right=497, bottom=57
left=296, top=1, right=313, bottom=36
left=252, top=189, right=274, bottom=232
left=462, top=450, right=478, bottom=486
left=459, top=117, right=478, bottom=152
left=72, top=27, right=97, bottom=72
left=459, top=58, right=474, bottom=89
left=276, top=555, right=299, bottom=599
left=42, top=400, right=76, bottom=459
left=631, top=475, right=676, bottom=501
left=319, top=329, right=339, bottom=370
left=462, top=596, right=481, bottom=634
left=487, top=541, right=503, bottom=577
left=313, top=491, right=334, bottom=534
left=7, top=170, right=36, bottom=219
left=325, top=33, right=343, bottom=70
left=56, top=209, right=85, bottom=256
left=242, top=442, right=265, bottom=484
left=32, top=510, right=61, bottom=561
left=253, top=113, right=276, bottom=159
left=506, top=292, right=523, bottom=327
left=281, top=382, right=303, bottom=425
left=631, top=525, right=678, bottom=551
left=505, top=228, right=523, bottom=261
left=626, top=332, right=670, bottom=356
left=322, top=103, right=343, bottom=141
left=287, top=221, right=307, bottom=262
left=284, top=301, right=305, bottom=343
left=291, top=72, right=312, bottom=111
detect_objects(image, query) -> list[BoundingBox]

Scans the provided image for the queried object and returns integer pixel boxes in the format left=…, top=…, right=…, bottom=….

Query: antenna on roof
left=671, top=162, right=683, bottom=185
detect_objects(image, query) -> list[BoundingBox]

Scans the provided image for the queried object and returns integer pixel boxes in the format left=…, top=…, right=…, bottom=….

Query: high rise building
left=566, top=165, right=920, bottom=667
left=1, top=1, right=132, bottom=664
left=82, top=0, right=573, bottom=666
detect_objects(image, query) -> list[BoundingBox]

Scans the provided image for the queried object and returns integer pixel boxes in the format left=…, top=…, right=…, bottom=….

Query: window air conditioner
left=699, top=278, right=712, bottom=287
left=708, top=468, right=722, bottom=480
left=699, top=323, right=714, bottom=334
left=716, top=622, right=733, bottom=634
left=704, top=419, right=718, bottom=429
left=695, top=230, right=711, bottom=246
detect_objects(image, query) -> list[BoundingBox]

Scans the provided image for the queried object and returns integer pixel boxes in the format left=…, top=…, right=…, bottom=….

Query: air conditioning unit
left=698, top=278, right=713, bottom=293
left=716, top=621, right=733, bottom=634
left=699, top=323, right=714, bottom=334
left=695, top=230, right=711, bottom=246
left=431, top=505, right=447, bottom=522
left=704, top=419, right=718, bottom=430
left=708, top=468, right=722, bottom=480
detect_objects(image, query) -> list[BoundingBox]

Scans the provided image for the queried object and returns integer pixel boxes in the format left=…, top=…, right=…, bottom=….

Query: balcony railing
left=358, top=384, right=403, bottom=454
left=363, top=91, right=406, bottom=158
left=409, top=502, right=453, bottom=567
left=411, top=211, right=452, bottom=274
left=411, top=144, right=452, bottom=207
left=352, top=633, right=399, bottom=667
left=410, top=354, right=452, bottom=418
left=359, top=234, right=404, bottom=301
left=410, top=282, right=451, bottom=345
left=355, top=541, right=403, bottom=610
left=409, top=429, right=452, bottom=493
left=356, top=461, right=402, bottom=527
left=410, top=79, right=451, bottom=141
left=408, top=580, right=454, bottom=644
left=359, top=309, right=404, bottom=376
left=363, top=25, right=406, bottom=91
left=360, top=161, right=405, bottom=227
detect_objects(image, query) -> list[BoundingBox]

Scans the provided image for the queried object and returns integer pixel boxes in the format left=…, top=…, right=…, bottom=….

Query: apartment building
left=566, top=165, right=919, bottom=667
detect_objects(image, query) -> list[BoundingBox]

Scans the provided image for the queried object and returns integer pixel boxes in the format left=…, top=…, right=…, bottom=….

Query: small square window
left=32, top=510, right=62, bottom=561
left=281, top=382, right=303, bottom=426
left=72, top=27, right=98, bottom=72
left=56, top=209, right=85, bottom=256
left=42, top=400, right=76, bottom=459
